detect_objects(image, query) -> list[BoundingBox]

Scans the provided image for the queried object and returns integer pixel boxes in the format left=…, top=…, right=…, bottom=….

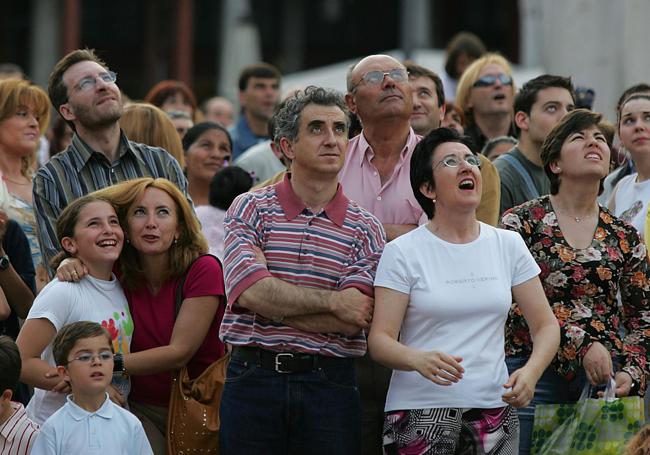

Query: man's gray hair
left=273, top=86, right=349, bottom=146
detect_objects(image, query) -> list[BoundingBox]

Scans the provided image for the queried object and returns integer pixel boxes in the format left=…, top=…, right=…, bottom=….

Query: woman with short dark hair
left=369, top=128, right=559, bottom=453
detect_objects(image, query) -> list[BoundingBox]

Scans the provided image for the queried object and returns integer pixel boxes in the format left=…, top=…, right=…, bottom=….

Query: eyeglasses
left=352, top=68, right=409, bottom=90
left=73, top=71, right=118, bottom=92
left=433, top=154, right=481, bottom=171
left=472, top=74, right=513, bottom=88
left=67, top=351, right=114, bottom=364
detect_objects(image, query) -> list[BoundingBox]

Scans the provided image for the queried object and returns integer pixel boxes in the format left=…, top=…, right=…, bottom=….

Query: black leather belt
left=232, top=346, right=353, bottom=374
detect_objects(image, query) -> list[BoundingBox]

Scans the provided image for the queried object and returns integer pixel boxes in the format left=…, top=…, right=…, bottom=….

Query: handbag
left=166, top=254, right=229, bottom=455
left=531, top=379, right=644, bottom=455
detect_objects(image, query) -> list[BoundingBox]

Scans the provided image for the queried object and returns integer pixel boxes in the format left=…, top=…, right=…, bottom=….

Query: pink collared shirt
left=339, top=128, right=426, bottom=225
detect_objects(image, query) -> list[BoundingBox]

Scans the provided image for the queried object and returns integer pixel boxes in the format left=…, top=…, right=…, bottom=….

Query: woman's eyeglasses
left=433, top=154, right=482, bottom=171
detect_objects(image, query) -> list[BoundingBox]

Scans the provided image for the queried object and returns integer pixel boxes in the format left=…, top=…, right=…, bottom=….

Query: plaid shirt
left=34, top=131, right=188, bottom=274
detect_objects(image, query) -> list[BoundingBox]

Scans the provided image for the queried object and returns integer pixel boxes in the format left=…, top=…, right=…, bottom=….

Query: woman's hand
left=502, top=367, right=538, bottom=408
left=56, top=257, right=88, bottom=282
left=582, top=341, right=612, bottom=386
left=411, top=350, right=464, bottom=386
left=44, top=368, right=71, bottom=394
left=107, top=384, right=126, bottom=407
left=613, top=371, right=633, bottom=397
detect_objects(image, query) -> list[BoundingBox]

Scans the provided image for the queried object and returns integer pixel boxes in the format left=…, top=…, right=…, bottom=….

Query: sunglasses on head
left=472, top=74, right=513, bottom=88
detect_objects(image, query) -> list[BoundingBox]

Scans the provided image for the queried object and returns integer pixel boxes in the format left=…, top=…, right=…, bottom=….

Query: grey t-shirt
left=494, top=147, right=550, bottom=216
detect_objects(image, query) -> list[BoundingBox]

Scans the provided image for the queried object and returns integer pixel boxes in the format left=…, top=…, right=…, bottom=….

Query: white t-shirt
left=375, top=223, right=540, bottom=410
left=612, top=173, right=650, bottom=239
left=25, top=275, right=132, bottom=425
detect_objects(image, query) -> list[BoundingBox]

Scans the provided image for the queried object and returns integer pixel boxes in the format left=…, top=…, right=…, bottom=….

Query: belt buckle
left=275, top=353, right=294, bottom=373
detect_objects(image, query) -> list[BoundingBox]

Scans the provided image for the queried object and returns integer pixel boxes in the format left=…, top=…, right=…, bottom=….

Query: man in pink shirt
left=339, top=54, right=422, bottom=454
left=340, top=55, right=424, bottom=242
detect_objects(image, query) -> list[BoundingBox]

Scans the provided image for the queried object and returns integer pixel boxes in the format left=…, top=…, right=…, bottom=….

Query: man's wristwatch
left=0, top=255, right=11, bottom=271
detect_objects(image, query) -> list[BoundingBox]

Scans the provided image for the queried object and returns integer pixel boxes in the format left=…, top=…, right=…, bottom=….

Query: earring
left=432, top=198, right=436, bottom=204
left=126, top=238, right=130, bottom=244
left=174, top=238, right=178, bottom=245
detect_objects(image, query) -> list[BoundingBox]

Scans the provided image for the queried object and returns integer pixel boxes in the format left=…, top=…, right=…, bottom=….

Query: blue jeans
left=506, top=357, right=587, bottom=455
left=219, top=356, right=361, bottom=455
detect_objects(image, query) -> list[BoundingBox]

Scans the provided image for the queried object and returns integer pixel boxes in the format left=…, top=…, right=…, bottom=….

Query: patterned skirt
left=383, top=406, right=519, bottom=455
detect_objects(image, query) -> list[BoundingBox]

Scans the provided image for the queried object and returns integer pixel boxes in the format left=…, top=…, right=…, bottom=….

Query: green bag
left=531, top=379, right=644, bottom=455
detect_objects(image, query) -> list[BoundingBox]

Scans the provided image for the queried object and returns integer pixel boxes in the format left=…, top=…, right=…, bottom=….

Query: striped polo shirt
left=220, top=173, right=385, bottom=357
left=0, top=402, right=39, bottom=455
left=33, top=131, right=188, bottom=274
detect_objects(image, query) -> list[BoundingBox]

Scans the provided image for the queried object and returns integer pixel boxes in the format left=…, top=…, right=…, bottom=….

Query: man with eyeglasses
left=33, top=49, right=188, bottom=274
left=339, top=54, right=424, bottom=455
left=341, top=55, right=423, bottom=243
left=456, top=53, right=517, bottom=153
left=494, top=75, right=575, bottom=216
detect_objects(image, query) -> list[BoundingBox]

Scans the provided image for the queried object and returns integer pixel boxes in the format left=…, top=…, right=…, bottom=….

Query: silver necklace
left=556, top=207, right=597, bottom=223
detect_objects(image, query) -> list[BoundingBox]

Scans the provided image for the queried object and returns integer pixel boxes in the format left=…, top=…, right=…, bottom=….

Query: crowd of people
left=0, top=29, right=649, bottom=455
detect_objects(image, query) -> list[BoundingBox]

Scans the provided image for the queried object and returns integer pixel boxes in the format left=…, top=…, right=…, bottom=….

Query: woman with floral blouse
left=500, top=109, right=650, bottom=455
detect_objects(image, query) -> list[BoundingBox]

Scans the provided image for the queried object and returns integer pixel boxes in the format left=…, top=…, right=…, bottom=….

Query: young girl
left=16, top=195, right=132, bottom=425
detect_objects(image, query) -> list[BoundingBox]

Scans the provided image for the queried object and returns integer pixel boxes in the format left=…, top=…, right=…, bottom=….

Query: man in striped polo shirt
left=34, top=49, right=188, bottom=275
left=220, top=86, right=385, bottom=454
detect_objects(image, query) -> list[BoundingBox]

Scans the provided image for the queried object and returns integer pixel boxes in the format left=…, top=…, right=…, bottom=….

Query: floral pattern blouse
left=500, top=196, right=650, bottom=393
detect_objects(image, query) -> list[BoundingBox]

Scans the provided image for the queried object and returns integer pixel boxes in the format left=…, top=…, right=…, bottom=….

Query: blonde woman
left=0, top=78, right=51, bottom=290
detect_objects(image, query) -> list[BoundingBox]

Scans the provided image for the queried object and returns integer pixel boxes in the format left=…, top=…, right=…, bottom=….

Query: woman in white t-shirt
left=609, top=94, right=650, bottom=239
left=368, top=128, right=560, bottom=454
left=16, top=195, right=132, bottom=425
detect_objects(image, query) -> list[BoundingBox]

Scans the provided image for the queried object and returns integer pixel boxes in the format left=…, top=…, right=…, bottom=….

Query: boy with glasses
left=30, top=322, right=152, bottom=454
